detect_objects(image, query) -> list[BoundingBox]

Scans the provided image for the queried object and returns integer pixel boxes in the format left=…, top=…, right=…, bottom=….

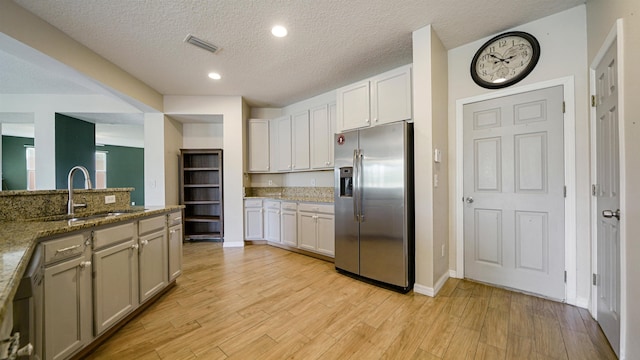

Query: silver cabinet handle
left=79, top=261, right=91, bottom=268
left=56, top=244, right=81, bottom=254
left=602, top=209, right=620, bottom=220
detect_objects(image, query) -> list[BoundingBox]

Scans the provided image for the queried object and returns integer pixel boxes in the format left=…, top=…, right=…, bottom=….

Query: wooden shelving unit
left=179, top=149, right=223, bottom=241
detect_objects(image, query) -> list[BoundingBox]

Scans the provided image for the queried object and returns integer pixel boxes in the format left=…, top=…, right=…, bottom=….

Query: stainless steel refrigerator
left=334, top=121, right=414, bottom=292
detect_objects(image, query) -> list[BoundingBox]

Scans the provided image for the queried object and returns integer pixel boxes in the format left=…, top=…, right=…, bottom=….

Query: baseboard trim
left=413, top=272, right=450, bottom=297
left=574, top=296, right=589, bottom=309
left=449, top=269, right=459, bottom=278
left=223, top=241, right=244, bottom=248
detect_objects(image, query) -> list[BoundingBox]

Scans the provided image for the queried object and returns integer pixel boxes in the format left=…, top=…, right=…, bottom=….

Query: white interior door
left=463, top=85, right=565, bottom=300
left=594, top=41, right=620, bottom=357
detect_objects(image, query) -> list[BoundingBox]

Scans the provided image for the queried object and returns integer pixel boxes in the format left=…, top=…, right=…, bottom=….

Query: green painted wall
left=99, top=145, right=144, bottom=206
left=1, top=136, right=34, bottom=190
left=55, top=114, right=95, bottom=189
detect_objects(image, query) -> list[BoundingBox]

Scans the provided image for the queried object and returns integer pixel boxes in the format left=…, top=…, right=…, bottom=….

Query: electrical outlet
left=434, top=173, right=439, bottom=188
left=441, top=244, right=445, bottom=257
left=311, top=178, right=316, bottom=186
left=105, top=195, right=116, bottom=204
left=268, top=180, right=273, bottom=186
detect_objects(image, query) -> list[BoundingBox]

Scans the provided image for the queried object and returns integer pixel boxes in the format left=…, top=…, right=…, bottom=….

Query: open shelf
left=180, top=149, right=223, bottom=241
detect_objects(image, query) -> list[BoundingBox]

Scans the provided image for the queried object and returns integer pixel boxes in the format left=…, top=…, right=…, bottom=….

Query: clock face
left=471, top=31, right=540, bottom=89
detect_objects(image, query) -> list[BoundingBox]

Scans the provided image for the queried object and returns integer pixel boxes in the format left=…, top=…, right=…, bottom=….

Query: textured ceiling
left=10, top=0, right=585, bottom=108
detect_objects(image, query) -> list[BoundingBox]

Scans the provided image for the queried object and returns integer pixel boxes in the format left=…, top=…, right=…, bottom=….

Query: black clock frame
left=470, top=31, right=540, bottom=89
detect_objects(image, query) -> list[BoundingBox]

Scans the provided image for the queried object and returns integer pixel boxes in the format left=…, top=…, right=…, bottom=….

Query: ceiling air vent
left=184, top=34, right=219, bottom=54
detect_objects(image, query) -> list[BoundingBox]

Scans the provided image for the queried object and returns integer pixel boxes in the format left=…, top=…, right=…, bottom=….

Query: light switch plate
left=105, top=195, right=116, bottom=204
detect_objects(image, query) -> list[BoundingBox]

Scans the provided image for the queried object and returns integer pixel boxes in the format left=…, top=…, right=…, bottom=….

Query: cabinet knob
left=374, top=118, right=378, bottom=122
left=141, top=239, right=149, bottom=246
left=364, top=119, right=369, bottom=123
left=79, top=261, right=92, bottom=269
left=131, top=243, right=139, bottom=250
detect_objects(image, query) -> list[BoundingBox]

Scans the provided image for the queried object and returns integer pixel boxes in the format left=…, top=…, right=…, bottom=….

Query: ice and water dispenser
left=339, top=167, right=353, bottom=197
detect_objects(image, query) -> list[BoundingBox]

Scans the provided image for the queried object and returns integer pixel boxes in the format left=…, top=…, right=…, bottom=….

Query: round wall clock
left=470, top=31, right=540, bottom=89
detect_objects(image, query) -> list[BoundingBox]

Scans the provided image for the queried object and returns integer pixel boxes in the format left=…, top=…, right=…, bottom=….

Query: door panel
left=463, top=85, right=565, bottom=300
left=595, top=41, right=620, bottom=357
left=358, top=122, right=408, bottom=287
left=334, top=130, right=359, bottom=274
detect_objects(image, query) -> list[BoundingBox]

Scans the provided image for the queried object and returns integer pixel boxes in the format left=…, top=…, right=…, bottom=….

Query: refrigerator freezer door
left=358, top=122, right=409, bottom=287
left=334, top=131, right=360, bottom=275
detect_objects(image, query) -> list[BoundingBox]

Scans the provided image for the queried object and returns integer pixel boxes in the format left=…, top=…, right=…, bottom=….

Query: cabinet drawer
left=244, top=199, right=263, bottom=208
left=139, top=215, right=166, bottom=236
left=281, top=202, right=297, bottom=211
left=264, top=200, right=280, bottom=209
left=93, top=222, right=136, bottom=249
left=167, top=211, right=183, bottom=227
left=297, top=203, right=334, bottom=214
left=43, top=233, right=87, bottom=265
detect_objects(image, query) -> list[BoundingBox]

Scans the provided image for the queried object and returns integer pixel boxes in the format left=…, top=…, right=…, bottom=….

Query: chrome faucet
left=67, top=166, right=93, bottom=215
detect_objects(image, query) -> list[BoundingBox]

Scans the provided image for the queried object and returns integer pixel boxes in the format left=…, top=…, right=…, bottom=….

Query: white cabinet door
left=265, top=202, right=281, bottom=243
left=168, top=224, right=183, bottom=281
left=281, top=208, right=297, bottom=247
left=248, top=119, right=270, bottom=172
left=291, top=110, right=310, bottom=171
left=275, top=116, right=292, bottom=171
left=337, top=80, right=370, bottom=132
left=316, top=213, right=335, bottom=257
left=310, top=104, right=333, bottom=169
left=93, top=239, right=138, bottom=335
left=44, top=249, right=92, bottom=360
left=244, top=204, right=264, bottom=240
left=139, top=230, right=168, bottom=303
left=370, top=66, right=412, bottom=126
left=297, top=211, right=317, bottom=251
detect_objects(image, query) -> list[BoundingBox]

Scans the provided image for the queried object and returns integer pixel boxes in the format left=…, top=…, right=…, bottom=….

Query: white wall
left=182, top=123, right=224, bottom=149
left=447, top=5, right=590, bottom=304
left=143, top=113, right=166, bottom=206
left=164, top=96, right=246, bottom=247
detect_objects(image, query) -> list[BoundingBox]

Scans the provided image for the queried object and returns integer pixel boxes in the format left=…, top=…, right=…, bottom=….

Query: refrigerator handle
left=358, top=150, right=364, bottom=222
left=353, top=149, right=359, bottom=221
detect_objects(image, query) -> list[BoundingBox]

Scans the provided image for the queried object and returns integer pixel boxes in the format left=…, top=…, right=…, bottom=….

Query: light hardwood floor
left=87, top=242, right=616, bottom=359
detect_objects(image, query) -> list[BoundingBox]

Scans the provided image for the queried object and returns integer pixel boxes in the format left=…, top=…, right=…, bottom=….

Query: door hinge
left=593, top=273, right=598, bottom=286
left=592, top=184, right=597, bottom=196
left=562, top=101, right=566, bottom=113
left=564, top=271, right=567, bottom=283
left=591, top=95, right=597, bottom=107
left=564, top=186, right=567, bottom=198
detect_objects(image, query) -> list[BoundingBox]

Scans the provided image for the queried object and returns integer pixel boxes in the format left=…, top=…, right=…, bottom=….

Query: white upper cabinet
left=310, top=103, right=335, bottom=169
left=291, top=110, right=310, bottom=171
left=248, top=119, right=270, bottom=172
left=337, top=64, right=412, bottom=132
left=337, top=81, right=370, bottom=131
left=274, top=115, right=292, bottom=171
left=371, top=65, right=412, bottom=126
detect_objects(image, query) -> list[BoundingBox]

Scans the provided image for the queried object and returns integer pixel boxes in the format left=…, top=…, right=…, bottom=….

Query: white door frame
left=454, top=76, right=577, bottom=304
left=589, top=18, right=626, bottom=356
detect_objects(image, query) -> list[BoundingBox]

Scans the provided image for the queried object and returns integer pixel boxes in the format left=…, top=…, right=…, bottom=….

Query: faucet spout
left=68, top=166, right=93, bottom=215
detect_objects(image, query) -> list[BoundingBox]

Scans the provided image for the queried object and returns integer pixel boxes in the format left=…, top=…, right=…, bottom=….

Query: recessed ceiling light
left=271, top=25, right=288, bottom=37
left=208, top=72, right=221, bottom=80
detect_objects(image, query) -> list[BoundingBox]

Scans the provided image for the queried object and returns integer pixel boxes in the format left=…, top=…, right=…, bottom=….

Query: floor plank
left=85, top=242, right=617, bottom=360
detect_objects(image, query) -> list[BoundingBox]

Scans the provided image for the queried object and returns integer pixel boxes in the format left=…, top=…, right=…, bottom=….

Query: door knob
left=602, top=209, right=620, bottom=220
left=464, top=197, right=474, bottom=204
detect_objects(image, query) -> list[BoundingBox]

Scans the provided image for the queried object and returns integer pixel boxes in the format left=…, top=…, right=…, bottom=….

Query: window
left=26, top=146, right=36, bottom=190
left=95, top=151, right=107, bottom=189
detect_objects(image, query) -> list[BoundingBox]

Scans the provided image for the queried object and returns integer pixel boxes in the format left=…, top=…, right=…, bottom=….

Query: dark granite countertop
left=0, top=205, right=183, bottom=324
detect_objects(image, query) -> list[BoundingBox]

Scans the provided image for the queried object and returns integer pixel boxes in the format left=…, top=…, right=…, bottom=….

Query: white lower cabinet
left=42, top=232, right=93, bottom=360
left=92, top=222, right=138, bottom=336
left=281, top=202, right=298, bottom=248
left=265, top=201, right=281, bottom=243
left=244, top=199, right=264, bottom=240
left=138, top=215, right=169, bottom=303
left=297, top=203, right=335, bottom=257
left=40, top=211, right=180, bottom=360
left=168, top=211, right=183, bottom=281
